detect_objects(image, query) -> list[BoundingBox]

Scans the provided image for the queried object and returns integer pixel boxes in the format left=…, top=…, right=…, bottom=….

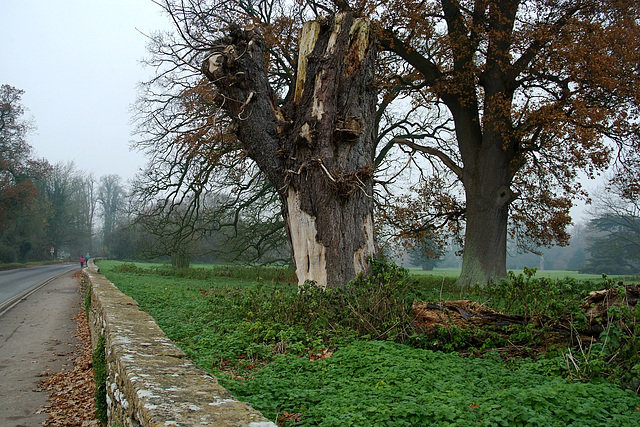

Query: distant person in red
left=80, top=256, right=85, bottom=268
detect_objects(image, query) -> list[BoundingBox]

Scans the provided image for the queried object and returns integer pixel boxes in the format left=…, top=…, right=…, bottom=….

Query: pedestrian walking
left=80, top=256, right=85, bottom=268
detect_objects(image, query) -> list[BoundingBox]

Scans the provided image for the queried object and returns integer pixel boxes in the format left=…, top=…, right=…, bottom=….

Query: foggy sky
left=0, top=0, right=171, bottom=181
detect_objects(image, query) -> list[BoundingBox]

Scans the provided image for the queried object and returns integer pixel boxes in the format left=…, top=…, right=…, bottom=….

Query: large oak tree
left=375, top=0, right=640, bottom=285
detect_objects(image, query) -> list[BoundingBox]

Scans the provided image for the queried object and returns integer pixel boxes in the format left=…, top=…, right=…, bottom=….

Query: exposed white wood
left=312, top=72, right=326, bottom=120
left=299, top=122, right=313, bottom=145
left=286, top=187, right=327, bottom=288
left=353, top=213, right=376, bottom=275
left=348, top=18, right=370, bottom=63
left=327, top=12, right=346, bottom=54
left=205, top=53, right=225, bottom=75
left=294, top=21, right=321, bottom=104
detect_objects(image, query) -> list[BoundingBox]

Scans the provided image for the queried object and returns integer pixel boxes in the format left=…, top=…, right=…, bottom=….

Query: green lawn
left=407, top=266, right=633, bottom=280
left=116, top=261, right=636, bottom=283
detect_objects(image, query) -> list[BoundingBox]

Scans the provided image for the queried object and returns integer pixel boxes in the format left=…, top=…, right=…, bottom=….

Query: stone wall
left=82, top=262, right=276, bottom=427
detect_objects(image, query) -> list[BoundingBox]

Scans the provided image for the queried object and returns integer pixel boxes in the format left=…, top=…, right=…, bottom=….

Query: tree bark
left=171, top=251, right=191, bottom=269
left=202, top=13, right=378, bottom=288
left=456, top=109, right=517, bottom=287
left=458, top=188, right=510, bottom=286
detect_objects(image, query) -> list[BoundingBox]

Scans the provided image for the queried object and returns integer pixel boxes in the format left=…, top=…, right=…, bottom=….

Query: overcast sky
left=0, top=0, right=171, bottom=181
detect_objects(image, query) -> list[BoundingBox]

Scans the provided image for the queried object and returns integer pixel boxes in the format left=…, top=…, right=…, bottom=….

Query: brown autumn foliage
left=0, top=85, right=50, bottom=233
left=370, top=0, right=640, bottom=284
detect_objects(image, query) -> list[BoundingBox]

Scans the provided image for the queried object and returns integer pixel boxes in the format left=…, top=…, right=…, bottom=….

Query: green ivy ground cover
left=234, top=340, right=640, bottom=426
left=97, top=261, right=640, bottom=426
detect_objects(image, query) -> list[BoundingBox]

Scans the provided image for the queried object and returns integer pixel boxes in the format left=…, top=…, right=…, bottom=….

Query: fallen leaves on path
left=38, top=304, right=98, bottom=426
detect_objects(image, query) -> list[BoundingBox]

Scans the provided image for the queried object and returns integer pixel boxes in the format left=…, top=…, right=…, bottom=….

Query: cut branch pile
left=412, top=300, right=529, bottom=333
left=581, top=284, right=640, bottom=328
left=412, top=284, right=640, bottom=342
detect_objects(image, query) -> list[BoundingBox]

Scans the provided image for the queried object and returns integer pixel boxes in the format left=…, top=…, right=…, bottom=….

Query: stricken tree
left=201, top=14, right=378, bottom=287
left=138, top=3, right=379, bottom=287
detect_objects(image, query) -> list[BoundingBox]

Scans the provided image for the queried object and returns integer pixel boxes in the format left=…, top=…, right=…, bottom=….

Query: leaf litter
left=37, top=305, right=98, bottom=426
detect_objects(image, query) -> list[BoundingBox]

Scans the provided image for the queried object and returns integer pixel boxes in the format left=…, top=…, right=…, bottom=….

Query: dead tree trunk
left=202, top=13, right=378, bottom=288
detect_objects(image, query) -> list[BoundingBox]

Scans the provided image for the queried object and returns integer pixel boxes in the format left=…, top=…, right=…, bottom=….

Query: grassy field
left=120, top=261, right=635, bottom=282
left=96, top=260, right=640, bottom=426
left=408, top=266, right=636, bottom=282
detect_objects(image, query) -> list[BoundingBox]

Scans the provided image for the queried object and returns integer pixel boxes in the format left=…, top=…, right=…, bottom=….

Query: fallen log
left=581, top=284, right=640, bottom=327
left=412, top=300, right=530, bottom=333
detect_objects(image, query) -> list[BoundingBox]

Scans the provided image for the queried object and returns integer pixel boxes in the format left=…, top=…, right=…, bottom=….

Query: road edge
left=0, top=267, right=76, bottom=317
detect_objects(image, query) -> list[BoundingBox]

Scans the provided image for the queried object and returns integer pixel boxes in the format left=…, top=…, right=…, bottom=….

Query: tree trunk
left=453, top=52, right=518, bottom=287
left=457, top=127, right=517, bottom=287
left=458, top=192, right=509, bottom=287
left=171, top=251, right=191, bottom=269
left=458, top=113, right=517, bottom=286
left=202, top=13, right=378, bottom=288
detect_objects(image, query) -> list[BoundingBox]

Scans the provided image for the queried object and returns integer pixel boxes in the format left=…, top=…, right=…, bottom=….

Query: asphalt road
left=0, top=264, right=78, bottom=315
left=0, top=265, right=83, bottom=426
